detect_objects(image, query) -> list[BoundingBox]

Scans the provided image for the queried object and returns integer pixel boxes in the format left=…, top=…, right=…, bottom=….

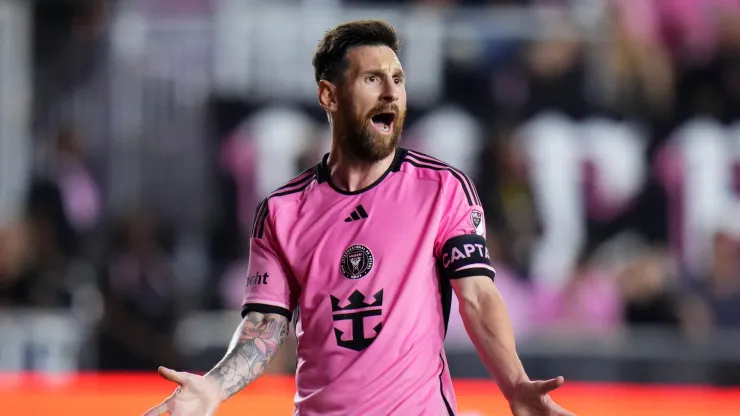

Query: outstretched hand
left=142, top=367, right=222, bottom=416
left=509, top=377, right=576, bottom=416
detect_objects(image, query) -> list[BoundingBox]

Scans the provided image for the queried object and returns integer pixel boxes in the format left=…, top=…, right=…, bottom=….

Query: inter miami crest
left=340, top=245, right=374, bottom=280
left=470, top=210, right=484, bottom=236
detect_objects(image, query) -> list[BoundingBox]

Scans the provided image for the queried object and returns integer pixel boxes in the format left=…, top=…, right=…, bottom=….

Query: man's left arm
left=450, top=276, right=527, bottom=398
left=435, top=174, right=574, bottom=415
left=437, top=232, right=530, bottom=401
left=449, top=275, right=574, bottom=415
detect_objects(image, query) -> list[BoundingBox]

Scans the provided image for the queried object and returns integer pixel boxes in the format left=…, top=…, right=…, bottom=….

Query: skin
left=452, top=276, right=575, bottom=416
left=142, top=312, right=289, bottom=416
left=142, top=44, right=575, bottom=416
left=320, top=45, right=407, bottom=192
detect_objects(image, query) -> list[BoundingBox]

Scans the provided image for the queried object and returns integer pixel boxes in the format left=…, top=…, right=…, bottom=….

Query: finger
left=549, top=400, right=577, bottom=416
left=158, top=366, right=189, bottom=385
left=534, top=376, right=565, bottom=393
left=142, top=400, right=169, bottom=416
left=558, top=407, right=577, bottom=416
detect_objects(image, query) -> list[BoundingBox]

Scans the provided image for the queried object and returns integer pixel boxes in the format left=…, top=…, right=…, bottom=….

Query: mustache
left=367, top=104, right=401, bottom=117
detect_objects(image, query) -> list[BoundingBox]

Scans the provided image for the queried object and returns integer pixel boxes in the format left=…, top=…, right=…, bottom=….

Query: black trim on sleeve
left=403, top=159, right=474, bottom=206
left=405, top=150, right=481, bottom=206
left=438, top=234, right=493, bottom=280
left=252, top=169, right=316, bottom=239
left=241, top=303, right=292, bottom=320
left=448, top=266, right=495, bottom=280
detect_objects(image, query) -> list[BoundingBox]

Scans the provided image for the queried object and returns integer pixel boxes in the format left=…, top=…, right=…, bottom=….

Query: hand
left=509, top=377, right=576, bottom=416
left=142, top=367, right=222, bottom=416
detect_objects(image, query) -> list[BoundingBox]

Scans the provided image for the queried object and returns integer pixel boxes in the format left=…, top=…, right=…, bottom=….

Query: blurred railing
left=174, top=309, right=740, bottom=360
left=4, top=308, right=740, bottom=385
left=0, top=309, right=96, bottom=373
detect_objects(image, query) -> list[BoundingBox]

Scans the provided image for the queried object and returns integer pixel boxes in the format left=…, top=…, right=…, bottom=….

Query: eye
left=394, top=77, right=403, bottom=85
left=366, top=75, right=378, bottom=83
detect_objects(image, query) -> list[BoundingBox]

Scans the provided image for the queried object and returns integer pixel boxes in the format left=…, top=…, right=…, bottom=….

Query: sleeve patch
left=469, top=209, right=485, bottom=236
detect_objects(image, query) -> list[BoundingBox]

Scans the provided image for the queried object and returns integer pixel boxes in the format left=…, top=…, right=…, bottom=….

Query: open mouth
left=370, top=112, right=395, bottom=134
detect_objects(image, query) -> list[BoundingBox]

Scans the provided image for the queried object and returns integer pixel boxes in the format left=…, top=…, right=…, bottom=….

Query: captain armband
left=438, top=234, right=496, bottom=280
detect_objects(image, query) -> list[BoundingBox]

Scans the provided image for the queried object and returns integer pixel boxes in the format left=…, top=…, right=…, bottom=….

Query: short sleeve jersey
left=243, top=148, right=495, bottom=416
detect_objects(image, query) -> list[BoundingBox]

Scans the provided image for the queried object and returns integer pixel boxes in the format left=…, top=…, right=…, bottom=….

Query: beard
left=336, top=101, right=405, bottom=163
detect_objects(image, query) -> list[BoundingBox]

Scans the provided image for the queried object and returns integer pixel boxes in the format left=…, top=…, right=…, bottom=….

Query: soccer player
left=143, top=20, right=575, bottom=416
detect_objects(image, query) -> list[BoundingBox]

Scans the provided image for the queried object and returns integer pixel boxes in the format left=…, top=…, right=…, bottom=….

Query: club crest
left=340, top=245, right=374, bottom=280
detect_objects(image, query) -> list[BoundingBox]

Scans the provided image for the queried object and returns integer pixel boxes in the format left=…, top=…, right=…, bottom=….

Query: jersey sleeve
left=241, top=202, right=298, bottom=320
left=434, top=175, right=496, bottom=281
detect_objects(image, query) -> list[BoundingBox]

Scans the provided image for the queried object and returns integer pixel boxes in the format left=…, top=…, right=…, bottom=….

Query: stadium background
left=1, top=0, right=740, bottom=414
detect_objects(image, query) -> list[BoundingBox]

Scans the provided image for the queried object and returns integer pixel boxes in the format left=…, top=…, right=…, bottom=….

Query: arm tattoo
left=205, top=311, right=290, bottom=400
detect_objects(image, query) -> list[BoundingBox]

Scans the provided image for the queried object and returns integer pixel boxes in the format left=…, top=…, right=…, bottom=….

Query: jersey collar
left=316, top=147, right=407, bottom=195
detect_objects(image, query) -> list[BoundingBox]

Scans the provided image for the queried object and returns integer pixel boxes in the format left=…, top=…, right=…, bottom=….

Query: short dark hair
left=312, top=20, right=400, bottom=85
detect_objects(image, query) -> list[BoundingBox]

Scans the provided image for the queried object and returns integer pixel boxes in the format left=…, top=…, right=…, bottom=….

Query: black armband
left=438, top=234, right=495, bottom=280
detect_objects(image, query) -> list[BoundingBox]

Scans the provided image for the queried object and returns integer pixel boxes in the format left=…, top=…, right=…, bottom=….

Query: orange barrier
left=1, top=374, right=738, bottom=415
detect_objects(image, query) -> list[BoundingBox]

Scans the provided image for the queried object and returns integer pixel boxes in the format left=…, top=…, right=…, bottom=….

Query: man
left=143, top=20, right=574, bottom=416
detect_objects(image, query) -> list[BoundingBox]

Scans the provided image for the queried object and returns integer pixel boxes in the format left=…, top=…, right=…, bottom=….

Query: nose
left=380, top=79, right=399, bottom=103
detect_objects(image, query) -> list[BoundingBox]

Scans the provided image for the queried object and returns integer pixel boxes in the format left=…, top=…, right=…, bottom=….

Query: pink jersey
left=242, top=148, right=495, bottom=416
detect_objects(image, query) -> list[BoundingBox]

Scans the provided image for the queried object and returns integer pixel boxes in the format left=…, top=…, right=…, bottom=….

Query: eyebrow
left=365, top=69, right=405, bottom=79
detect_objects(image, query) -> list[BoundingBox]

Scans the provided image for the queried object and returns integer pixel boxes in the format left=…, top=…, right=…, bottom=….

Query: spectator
left=681, top=229, right=740, bottom=332
left=97, top=211, right=181, bottom=370
left=2, top=178, right=95, bottom=309
left=476, top=124, right=541, bottom=278
left=610, top=1, right=675, bottom=121
left=617, top=248, right=683, bottom=329
left=521, top=19, right=588, bottom=120
left=0, top=222, right=29, bottom=305
left=50, top=126, right=101, bottom=234
left=673, top=4, right=740, bottom=124
left=532, top=255, right=622, bottom=336
left=680, top=228, right=740, bottom=385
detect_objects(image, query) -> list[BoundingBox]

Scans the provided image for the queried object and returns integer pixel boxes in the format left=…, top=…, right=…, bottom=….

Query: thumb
left=534, top=376, right=565, bottom=394
left=158, top=366, right=188, bottom=385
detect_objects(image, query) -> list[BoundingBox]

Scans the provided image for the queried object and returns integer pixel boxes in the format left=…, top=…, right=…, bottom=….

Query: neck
left=327, top=140, right=396, bottom=192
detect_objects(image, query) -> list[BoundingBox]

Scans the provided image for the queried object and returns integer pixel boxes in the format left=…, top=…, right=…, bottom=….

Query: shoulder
left=397, top=148, right=480, bottom=206
left=251, top=166, right=318, bottom=238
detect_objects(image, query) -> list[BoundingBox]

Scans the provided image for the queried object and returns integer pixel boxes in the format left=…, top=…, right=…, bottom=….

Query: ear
left=318, top=80, right=338, bottom=113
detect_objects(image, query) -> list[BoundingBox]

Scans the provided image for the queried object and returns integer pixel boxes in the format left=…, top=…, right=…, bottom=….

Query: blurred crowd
left=0, top=0, right=739, bottom=379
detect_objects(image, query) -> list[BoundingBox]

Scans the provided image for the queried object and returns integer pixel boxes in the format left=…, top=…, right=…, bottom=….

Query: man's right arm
left=142, top=311, right=290, bottom=416
left=143, top=202, right=297, bottom=416
left=205, top=311, right=290, bottom=401
left=205, top=201, right=297, bottom=401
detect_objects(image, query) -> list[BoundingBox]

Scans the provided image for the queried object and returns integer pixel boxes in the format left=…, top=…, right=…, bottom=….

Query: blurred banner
left=1, top=374, right=739, bottom=416
left=0, top=0, right=31, bottom=224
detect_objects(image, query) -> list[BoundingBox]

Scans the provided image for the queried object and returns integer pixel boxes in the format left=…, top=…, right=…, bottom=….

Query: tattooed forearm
left=205, top=311, right=290, bottom=401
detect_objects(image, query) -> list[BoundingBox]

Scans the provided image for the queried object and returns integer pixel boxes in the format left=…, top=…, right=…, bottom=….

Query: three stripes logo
left=344, top=205, right=369, bottom=222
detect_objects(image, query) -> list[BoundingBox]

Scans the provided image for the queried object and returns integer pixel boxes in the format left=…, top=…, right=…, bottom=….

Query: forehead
left=345, top=45, right=402, bottom=74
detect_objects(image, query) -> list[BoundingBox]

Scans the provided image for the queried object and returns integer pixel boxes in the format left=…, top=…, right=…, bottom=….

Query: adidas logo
left=344, top=205, right=369, bottom=222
